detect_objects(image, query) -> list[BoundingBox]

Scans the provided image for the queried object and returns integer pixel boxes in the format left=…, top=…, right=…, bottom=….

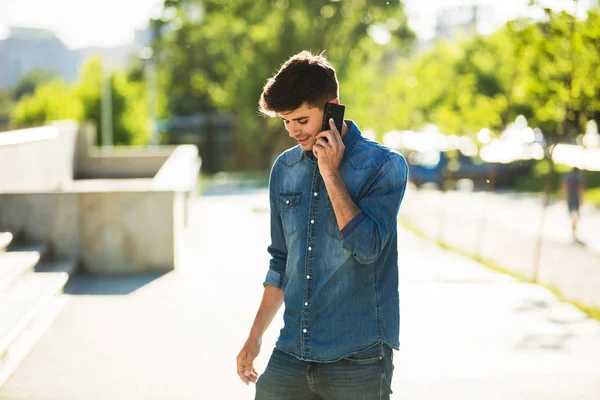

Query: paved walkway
left=1, top=189, right=599, bottom=399
left=401, top=186, right=600, bottom=309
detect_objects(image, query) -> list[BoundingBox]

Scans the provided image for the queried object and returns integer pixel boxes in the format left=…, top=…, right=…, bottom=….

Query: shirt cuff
left=263, top=269, right=283, bottom=288
left=341, top=212, right=366, bottom=240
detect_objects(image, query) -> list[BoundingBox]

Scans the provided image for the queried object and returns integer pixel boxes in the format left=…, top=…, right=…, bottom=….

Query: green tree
left=75, top=57, right=150, bottom=146
left=155, top=0, right=415, bottom=169
left=10, top=58, right=151, bottom=146
left=11, top=79, right=82, bottom=127
left=0, top=90, right=15, bottom=128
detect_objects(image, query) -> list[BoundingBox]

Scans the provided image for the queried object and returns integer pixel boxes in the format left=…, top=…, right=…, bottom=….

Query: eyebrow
left=280, top=115, right=309, bottom=122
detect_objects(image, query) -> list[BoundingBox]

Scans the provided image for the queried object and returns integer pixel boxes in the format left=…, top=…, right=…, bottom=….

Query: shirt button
left=308, top=247, right=312, bottom=251
left=306, top=275, right=310, bottom=279
left=305, top=302, right=308, bottom=306
left=303, top=329, right=307, bottom=333
left=285, top=200, right=290, bottom=204
left=313, top=192, right=318, bottom=197
left=311, top=220, right=315, bottom=224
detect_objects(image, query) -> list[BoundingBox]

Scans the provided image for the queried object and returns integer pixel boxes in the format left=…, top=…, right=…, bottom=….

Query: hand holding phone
left=321, top=103, right=345, bottom=141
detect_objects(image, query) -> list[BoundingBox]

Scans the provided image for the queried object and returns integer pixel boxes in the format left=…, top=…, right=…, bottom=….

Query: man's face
left=278, top=102, right=325, bottom=151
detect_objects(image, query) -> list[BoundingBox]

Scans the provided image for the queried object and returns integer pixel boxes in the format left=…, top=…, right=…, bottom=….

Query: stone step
left=0, top=259, right=75, bottom=388
left=0, top=233, right=13, bottom=253
left=0, top=251, right=40, bottom=294
left=0, top=243, right=48, bottom=293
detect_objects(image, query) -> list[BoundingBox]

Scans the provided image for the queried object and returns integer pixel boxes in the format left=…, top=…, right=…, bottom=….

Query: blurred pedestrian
left=236, top=51, right=408, bottom=399
left=561, top=167, right=586, bottom=243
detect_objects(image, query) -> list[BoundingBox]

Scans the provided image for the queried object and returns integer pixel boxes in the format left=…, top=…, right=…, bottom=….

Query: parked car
left=406, top=150, right=530, bottom=189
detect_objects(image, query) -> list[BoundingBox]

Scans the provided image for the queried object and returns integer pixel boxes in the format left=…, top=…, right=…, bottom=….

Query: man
left=236, top=51, right=408, bottom=399
left=562, top=167, right=586, bottom=243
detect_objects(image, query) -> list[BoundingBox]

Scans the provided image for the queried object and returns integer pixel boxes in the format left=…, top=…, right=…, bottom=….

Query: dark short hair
left=259, top=51, right=339, bottom=117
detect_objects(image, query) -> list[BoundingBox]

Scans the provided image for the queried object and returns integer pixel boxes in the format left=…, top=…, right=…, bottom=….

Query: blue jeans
left=255, top=343, right=394, bottom=400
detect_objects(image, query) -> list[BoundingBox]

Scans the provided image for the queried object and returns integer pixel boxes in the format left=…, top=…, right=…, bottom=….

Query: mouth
left=297, top=137, right=310, bottom=145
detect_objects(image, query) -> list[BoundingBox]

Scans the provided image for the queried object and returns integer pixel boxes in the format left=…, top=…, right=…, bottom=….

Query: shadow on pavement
left=64, top=271, right=169, bottom=295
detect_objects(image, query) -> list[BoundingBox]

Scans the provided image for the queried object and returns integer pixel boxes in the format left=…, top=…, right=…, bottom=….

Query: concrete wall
left=74, top=124, right=177, bottom=179
left=0, top=122, right=201, bottom=273
left=0, top=189, right=179, bottom=272
left=0, top=121, right=77, bottom=192
left=400, top=187, right=600, bottom=310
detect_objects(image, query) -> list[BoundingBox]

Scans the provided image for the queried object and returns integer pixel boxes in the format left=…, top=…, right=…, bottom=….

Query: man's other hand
left=236, top=336, right=261, bottom=385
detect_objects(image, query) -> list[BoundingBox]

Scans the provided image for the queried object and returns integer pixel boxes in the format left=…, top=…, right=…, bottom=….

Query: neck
left=340, top=121, right=349, bottom=140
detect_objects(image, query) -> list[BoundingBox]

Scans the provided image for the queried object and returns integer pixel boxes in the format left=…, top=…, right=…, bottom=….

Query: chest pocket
left=278, top=192, right=302, bottom=236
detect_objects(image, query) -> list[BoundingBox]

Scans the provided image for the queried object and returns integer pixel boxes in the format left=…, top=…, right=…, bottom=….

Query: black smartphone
left=321, top=103, right=345, bottom=139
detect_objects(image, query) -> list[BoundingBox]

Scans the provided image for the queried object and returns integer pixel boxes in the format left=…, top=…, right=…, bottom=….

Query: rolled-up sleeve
left=263, top=164, right=287, bottom=288
left=341, top=153, right=408, bottom=265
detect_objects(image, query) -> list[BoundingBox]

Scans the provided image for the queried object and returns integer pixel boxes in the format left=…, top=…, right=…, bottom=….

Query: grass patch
left=399, top=218, right=600, bottom=322
left=585, top=187, right=600, bottom=207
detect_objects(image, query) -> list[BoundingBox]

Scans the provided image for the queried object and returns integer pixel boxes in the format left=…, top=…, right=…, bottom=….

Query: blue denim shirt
left=264, top=120, right=408, bottom=362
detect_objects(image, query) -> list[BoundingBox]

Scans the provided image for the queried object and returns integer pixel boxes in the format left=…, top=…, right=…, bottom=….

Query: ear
left=329, top=98, right=340, bottom=105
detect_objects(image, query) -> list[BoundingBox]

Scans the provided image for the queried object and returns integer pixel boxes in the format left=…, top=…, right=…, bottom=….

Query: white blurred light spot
left=460, top=142, right=478, bottom=157
left=321, top=5, right=335, bottom=18
left=363, top=129, right=376, bottom=141
left=368, top=24, right=392, bottom=45
left=406, top=76, right=417, bottom=88
left=457, top=179, right=475, bottom=192
left=139, top=47, right=153, bottom=60
left=387, top=18, right=401, bottom=31
left=522, top=127, right=535, bottom=144
left=163, top=6, right=177, bottom=21
left=477, top=128, right=492, bottom=144
left=531, top=143, right=545, bottom=160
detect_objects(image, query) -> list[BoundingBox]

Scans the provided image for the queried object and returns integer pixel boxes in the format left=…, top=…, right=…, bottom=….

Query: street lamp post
left=140, top=47, right=159, bottom=147
left=101, top=63, right=113, bottom=151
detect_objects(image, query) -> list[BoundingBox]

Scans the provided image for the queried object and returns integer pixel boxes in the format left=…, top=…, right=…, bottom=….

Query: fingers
left=313, top=142, right=325, bottom=158
left=247, top=367, right=259, bottom=384
left=328, top=118, right=342, bottom=144
left=244, top=358, right=255, bottom=379
left=237, top=350, right=260, bottom=385
left=237, top=351, right=250, bottom=385
left=317, top=130, right=336, bottom=146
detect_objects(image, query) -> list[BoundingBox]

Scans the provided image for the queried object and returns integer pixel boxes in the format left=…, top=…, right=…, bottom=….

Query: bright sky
left=0, top=0, right=164, bottom=49
left=0, top=0, right=594, bottom=49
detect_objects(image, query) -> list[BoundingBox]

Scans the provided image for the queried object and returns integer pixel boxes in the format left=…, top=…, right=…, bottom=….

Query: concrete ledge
left=0, top=122, right=201, bottom=273
left=0, top=122, right=77, bottom=192
left=74, top=124, right=179, bottom=179
left=0, top=126, right=58, bottom=146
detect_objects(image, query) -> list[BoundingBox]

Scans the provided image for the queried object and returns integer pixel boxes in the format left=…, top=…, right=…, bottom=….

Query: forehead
left=278, top=103, right=319, bottom=119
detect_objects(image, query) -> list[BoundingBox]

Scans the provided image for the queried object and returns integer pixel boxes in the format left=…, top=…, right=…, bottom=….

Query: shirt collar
left=300, top=120, right=361, bottom=164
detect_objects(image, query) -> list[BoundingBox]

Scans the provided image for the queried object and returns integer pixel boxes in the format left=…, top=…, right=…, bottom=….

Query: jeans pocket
left=343, top=344, right=383, bottom=365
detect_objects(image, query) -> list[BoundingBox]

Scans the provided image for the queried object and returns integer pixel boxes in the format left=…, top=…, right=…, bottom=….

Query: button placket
left=300, top=168, right=321, bottom=358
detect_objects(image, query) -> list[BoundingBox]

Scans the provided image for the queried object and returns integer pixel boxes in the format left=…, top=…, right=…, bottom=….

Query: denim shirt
left=264, top=120, right=408, bottom=362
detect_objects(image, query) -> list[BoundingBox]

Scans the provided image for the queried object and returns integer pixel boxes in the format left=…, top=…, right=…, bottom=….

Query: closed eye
left=281, top=118, right=308, bottom=125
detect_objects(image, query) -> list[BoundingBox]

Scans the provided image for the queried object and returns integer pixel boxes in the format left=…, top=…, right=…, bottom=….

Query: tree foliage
left=155, top=0, right=415, bottom=168
left=375, top=7, right=600, bottom=143
left=11, top=57, right=150, bottom=146
left=12, top=79, right=82, bottom=127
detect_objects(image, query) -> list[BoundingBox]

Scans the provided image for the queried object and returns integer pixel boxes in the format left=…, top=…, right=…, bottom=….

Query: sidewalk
left=1, top=188, right=599, bottom=399
left=401, top=186, right=600, bottom=310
